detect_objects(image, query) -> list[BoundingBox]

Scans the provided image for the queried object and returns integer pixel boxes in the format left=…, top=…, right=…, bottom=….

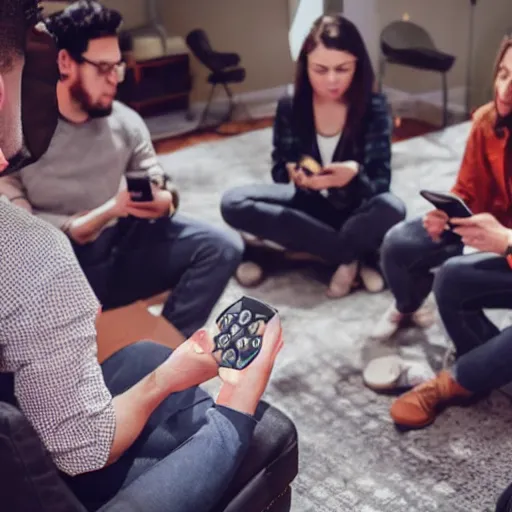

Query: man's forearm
left=107, top=366, right=176, bottom=465
left=66, top=198, right=118, bottom=244
left=216, top=381, right=261, bottom=417
left=106, top=345, right=219, bottom=466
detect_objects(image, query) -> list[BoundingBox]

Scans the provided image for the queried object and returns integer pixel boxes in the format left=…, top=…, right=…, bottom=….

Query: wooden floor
left=154, top=117, right=438, bottom=155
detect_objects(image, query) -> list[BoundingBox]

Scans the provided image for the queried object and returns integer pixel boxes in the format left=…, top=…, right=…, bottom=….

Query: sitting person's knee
left=381, top=218, right=428, bottom=264
left=381, top=220, right=410, bottom=260
left=433, top=255, right=468, bottom=302
left=374, top=192, right=407, bottom=226
left=102, top=341, right=173, bottom=393
left=208, top=227, right=244, bottom=268
left=220, top=187, right=251, bottom=225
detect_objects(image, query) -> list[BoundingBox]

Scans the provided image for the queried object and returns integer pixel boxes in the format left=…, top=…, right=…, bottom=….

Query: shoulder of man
left=111, top=100, right=145, bottom=126
left=111, top=101, right=152, bottom=145
left=0, top=203, right=78, bottom=303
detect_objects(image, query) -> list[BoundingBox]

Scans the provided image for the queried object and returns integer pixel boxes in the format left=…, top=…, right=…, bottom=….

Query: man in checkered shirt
left=0, top=1, right=284, bottom=510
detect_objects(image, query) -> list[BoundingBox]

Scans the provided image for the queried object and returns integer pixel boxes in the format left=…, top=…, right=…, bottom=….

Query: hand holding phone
left=420, top=190, right=472, bottom=219
left=126, top=175, right=154, bottom=202
left=423, top=209, right=449, bottom=242
left=420, top=190, right=473, bottom=242
left=298, top=155, right=322, bottom=176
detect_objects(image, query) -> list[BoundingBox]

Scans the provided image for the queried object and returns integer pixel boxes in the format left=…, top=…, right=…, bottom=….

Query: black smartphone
left=419, top=190, right=472, bottom=219
left=127, top=176, right=153, bottom=202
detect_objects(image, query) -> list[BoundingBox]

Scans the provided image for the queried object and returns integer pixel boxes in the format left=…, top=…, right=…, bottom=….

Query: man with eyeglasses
left=0, top=2, right=293, bottom=511
left=0, top=0, right=243, bottom=339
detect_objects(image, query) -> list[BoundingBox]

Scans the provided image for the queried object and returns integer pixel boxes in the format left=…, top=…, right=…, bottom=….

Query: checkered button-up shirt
left=0, top=200, right=116, bottom=476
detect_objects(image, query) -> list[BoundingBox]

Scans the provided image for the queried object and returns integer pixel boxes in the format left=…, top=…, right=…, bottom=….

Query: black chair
left=378, top=21, right=456, bottom=127
left=186, top=29, right=247, bottom=128
left=0, top=368, right=298, bottom=512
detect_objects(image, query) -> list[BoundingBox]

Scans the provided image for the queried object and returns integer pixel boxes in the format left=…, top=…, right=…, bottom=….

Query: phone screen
left=127, top=177, right=153, bottom=202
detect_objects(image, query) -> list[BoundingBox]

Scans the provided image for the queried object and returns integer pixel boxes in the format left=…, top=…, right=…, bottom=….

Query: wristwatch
left=150, top=173, right=179, bottom=217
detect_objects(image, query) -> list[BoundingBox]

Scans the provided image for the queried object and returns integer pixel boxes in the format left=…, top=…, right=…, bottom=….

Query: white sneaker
left=370, top=303, right=404, bottom=340
left=370, top=302, right=436, bottom=341
left=363, top=355, right=435, bottom=391
left=397, top=361, right=436, bottom=388
left=411, top=306, right=435, bottom=328
left=235, top=261, right=264, bottom=287
left=360, top=265, right=385, bottom=293
left=326, top=261, right=358, bottom=298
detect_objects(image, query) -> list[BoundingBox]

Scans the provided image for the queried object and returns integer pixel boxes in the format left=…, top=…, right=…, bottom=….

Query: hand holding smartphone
left=126, top=174, right=154, bottom=202
left=419, top=190, right=472, bottom=219
left=298, top=155, right=323, bottom=176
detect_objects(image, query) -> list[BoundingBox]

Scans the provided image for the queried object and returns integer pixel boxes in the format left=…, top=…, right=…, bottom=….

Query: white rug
left=159, top=123, right=512, bottom=512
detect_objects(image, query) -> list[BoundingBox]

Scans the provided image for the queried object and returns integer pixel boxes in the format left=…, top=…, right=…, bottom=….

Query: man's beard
left=70, top=77, right=113, bottom=119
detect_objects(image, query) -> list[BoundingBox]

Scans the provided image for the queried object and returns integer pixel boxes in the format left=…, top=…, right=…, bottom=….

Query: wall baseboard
left=384, top=85, right=469, bottom=125
left=190, top=84, right=289, bottom=117
left=185, top=83, right=468, bottom=129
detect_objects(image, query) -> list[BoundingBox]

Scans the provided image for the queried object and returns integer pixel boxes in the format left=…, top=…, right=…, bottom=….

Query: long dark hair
left=493, top=32, right=512, bottom=135
left=293, top=14, right=375, bottom=154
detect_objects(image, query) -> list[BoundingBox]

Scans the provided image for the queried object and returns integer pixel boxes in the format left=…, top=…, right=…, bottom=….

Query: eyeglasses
left=78, top=56, right=126, bottom=82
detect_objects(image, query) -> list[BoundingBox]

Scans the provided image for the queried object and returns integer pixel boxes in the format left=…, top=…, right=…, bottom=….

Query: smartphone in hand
left=126, top=175, right=153, bottom=202
left=298, top=155, right=323, bottom=176
left=420, top=190, right=472, bottom=219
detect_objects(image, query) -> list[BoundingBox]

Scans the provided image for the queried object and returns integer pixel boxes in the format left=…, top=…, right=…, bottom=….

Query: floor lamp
left=130, top=0, right=168, bottom=54
left=466, top=0, right=477, bottom=117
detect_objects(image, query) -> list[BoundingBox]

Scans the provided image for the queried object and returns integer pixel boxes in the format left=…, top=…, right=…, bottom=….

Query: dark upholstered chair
left=378, top=20, right=456, bottom=127
left=0, top=373, right=298, bottom=512
left=186, top=29, right=247, bottom=128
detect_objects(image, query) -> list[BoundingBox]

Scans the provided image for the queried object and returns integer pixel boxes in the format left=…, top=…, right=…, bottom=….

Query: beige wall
left=162, top=0, right=295, bottom=102
left=374, top=0, right=511, bottom=108
left=470, top=0, right=511, bottom=106
left=43, top=1, right=510, bottom=108
left=47, top=1, right=295, bottom=103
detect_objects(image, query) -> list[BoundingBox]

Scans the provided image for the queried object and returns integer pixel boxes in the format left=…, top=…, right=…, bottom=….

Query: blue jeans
left=381, top=217, right=512, bottom=394
left=72, top=214, right=243, bottom=337
left=221, top=184, right=406, bottom=265
left=434, top=253, right=512, bottom=394
left=64, top=342, right=257, bottom=512
left=380, top=217, right=463, bottom=313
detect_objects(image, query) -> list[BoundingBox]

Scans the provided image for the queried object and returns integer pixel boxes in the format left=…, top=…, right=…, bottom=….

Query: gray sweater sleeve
left=0, top=174, right=71, bottom=228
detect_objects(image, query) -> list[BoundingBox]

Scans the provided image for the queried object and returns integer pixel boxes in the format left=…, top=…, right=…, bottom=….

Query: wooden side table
left=117, top=52, right=193, bottom=118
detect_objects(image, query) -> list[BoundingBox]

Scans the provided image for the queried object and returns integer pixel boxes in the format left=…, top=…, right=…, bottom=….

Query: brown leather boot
left=390, top=370, right=472, bottom=429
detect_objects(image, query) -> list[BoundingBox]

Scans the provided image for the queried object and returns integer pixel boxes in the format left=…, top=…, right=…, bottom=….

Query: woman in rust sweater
left=370, top=33, right=512, bottom=429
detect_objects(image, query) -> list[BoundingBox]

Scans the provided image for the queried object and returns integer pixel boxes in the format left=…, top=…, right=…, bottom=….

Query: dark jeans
left=434, top=253, right=512, bottom=394
left=381, top=216, right=512, bottom=394
left=72, top=214, right=243, bottom=338
left=64, top=342, right=257, bottom=512
left=380, top=217, right=464, bottom=313
left=220, top=184, right=406, bottom=265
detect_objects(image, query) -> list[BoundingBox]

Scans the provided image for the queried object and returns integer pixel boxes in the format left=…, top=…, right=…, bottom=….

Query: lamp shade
left=288, top=0, right=324, bottom=61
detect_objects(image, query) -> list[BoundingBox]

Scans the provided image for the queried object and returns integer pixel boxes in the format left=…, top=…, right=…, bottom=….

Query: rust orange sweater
left=451, top=102, right=512, bottom=228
